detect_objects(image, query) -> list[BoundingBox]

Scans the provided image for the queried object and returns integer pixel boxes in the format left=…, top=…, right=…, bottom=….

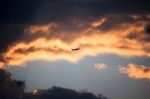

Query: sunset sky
left=1, top=0, right=150, bottom=99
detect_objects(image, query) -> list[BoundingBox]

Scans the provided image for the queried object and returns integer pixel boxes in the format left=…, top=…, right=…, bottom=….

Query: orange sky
left=0, top=15, right=150, bottom=67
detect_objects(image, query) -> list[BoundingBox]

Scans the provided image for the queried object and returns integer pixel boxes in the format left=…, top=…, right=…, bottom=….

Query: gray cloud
left=1, top=0, right=150, bottom=67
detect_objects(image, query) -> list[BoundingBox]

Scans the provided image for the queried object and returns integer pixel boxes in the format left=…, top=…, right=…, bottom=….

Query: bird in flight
left=71, top=48, right=80, bottom=51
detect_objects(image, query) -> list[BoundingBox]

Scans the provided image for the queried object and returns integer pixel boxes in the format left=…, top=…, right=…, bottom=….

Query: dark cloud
left=126, top=33, right=137, bottom=39
left=145, top=24, right=150, bottom=34
left=0, top=0, right=150, bottom=67
left=0, top=24, right=25, bottom=53
left=1, top=0, right=150, bottom=24
left=0, top=0, right=43, bottom=24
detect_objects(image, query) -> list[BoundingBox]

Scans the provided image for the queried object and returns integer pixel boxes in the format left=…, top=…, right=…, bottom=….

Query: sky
left=1, top=0, right=150, bottom=99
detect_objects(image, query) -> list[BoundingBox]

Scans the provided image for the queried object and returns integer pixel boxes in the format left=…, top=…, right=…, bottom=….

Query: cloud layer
left=1, top=0, right=150, bottom=67
left=119, top=63, right=150, bottom=80
left=0, top=14, right=150, bottom=67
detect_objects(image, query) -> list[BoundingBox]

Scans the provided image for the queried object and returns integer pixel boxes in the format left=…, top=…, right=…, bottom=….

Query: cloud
left=0, top=14, right=150, bottom=67
left=119, top=63, right=150, bottom=80
left=24, top=23, right=57, bottom=34
left=95, top=63, right=108, bottom=70
left=1, top=0, right=150, bottom=67
left=91, top=18, right=106, bottom=27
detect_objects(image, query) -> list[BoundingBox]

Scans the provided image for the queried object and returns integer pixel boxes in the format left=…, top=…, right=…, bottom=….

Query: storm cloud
left=1, top=0, right=150, bottom=67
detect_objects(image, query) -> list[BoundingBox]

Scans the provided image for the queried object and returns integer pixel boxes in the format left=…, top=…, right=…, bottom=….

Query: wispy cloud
left=91, top=18, right=106, bottom=27
left=95, top=63, right=108, bottom=70
left=119, top=63, right=150, bottom=80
